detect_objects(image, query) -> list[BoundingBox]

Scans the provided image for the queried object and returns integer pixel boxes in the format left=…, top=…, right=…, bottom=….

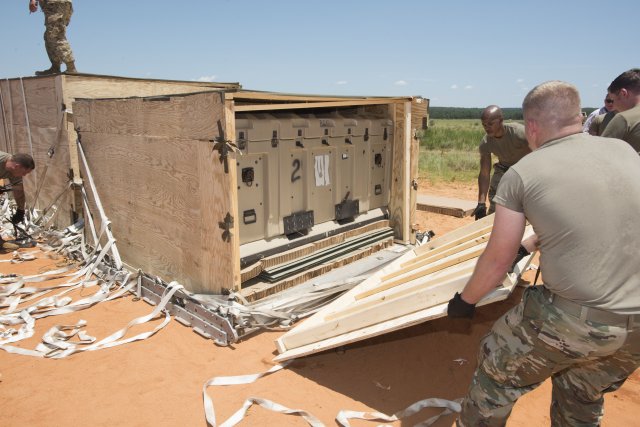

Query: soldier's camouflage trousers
left=458, top=285, right=640, bottom=427
left=41, top=1, right=74, bottom=65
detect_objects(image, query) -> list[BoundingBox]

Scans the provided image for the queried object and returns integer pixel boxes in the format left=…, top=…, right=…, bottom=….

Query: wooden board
left=74, top=91, right=237, bottom=294
left=274, top=218, right=535, bottom=360
left=416, top=194, right=477, bottom=218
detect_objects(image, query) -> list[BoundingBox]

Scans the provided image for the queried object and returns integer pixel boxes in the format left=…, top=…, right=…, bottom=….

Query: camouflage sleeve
left=10, top=178, right=26, bottom=210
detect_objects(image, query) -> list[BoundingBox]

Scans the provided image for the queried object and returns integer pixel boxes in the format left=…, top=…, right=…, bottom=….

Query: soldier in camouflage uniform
left=447, top=81, right=640, bottom=426
left=29, top=0, right=76, bottom=75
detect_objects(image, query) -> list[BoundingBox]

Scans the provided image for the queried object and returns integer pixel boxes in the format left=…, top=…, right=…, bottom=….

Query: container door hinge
left=211, top=120, right=240, bottom=174
left=219, top=212, right=234, bottom=243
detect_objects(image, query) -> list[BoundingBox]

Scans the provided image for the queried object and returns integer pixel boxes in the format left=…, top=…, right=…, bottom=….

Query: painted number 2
left=291, top=159, right=301, bottom=183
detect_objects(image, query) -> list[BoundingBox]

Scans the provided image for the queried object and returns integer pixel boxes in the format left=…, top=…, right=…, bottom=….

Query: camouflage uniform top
left=0, top=151, right=23, bottom=187
left=602, top=103, right=640, bottom=152
left=478, top=122, right=530, bottom=166
left=494, top=132, right=640, bottom=314
left=39, top=0, right=72, bottom=4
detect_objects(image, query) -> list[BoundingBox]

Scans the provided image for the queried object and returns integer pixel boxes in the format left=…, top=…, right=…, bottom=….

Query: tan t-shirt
left=494, top=133, right=640, bottom=314
left=601, top=104, right=640, bottom=152
left=478, top=122, right=530, bottom=166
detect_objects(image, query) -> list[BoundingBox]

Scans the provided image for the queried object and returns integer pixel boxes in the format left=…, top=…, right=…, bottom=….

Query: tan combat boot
left=35, top=64, right=61, bottom=76
left=65, top=61, right=77, bottom=73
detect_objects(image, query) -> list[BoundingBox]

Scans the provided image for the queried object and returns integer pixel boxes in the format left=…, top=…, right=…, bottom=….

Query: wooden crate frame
left=1, top=73, right=428, bottom=296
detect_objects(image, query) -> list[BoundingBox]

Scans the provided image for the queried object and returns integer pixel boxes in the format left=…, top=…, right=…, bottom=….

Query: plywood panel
left=74, top=92, right=221, bottom=140
left=61, top=74, right=238, bottom=109
left=75, top=92, right=235, bottom=294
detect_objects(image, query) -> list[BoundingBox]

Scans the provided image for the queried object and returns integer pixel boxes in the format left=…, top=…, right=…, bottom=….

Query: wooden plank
left=409, top=99, right=423, bottom=244
left=357, top=246, right=485, bottom=300
left=224, top=98, right=241, bottom=291
left=416, top=194, right=477, bottom=218
left=414, top=214, right=494, bottom=255
left=234, top=99, right=400, bottom=112
left=401, top=230, right=491, bottom=269
left=227, top=91, right=411, bottom=103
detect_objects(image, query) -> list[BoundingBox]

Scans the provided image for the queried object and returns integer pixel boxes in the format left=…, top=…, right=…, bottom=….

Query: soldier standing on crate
left=472, top=105, right=530, bottom=220
left=447, top=81, right=640, bottom=426
left=29, top=0, right=77, bottom=75
left=0, top=152, right=35, bottom=252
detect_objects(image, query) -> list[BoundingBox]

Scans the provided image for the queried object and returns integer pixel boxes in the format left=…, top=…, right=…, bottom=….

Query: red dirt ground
left=1, top=181, right=638, bottom=426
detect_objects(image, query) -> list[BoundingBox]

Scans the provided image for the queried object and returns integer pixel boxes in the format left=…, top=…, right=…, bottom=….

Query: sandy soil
left=1, top=181, right=638, bottom=426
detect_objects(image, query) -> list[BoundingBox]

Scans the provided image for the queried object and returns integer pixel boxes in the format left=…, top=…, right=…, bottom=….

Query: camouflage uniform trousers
left=40, top=0, right=75, bottom=66
left=458, top=285, right=640, bottom=427
left=487, top=163, right=508, bottom=215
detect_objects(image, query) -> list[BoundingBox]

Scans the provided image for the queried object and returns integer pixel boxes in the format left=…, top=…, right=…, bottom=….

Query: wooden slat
left=400, top=231, right=491, bottom=269
left=234, top=99, right=399, bottom=112
left=356, top=246, right=484, bottom=300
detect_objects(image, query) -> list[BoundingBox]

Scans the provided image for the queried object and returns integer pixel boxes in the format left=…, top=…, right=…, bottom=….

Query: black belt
left=541, top=287, right=639, bottom=327
left=493, top=163, right=510, bottom=173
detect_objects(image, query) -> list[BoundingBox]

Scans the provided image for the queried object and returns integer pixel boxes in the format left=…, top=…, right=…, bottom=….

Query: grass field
left=418, top=119, right=522, bottom=183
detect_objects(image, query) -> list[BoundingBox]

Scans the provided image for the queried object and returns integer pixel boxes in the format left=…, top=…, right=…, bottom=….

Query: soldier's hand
left=447, top=292, right=476, bottom=319
left=11, top=209, right=25, bottom=225
left=472, top=203, right=487, bottom=221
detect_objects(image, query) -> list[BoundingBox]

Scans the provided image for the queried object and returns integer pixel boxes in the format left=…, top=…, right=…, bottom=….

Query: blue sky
left=2, top=0, right=637, bottom=108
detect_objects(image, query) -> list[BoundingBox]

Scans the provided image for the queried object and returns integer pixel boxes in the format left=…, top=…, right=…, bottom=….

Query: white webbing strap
left=202, top=361, right=462, bottom=427
left=336, top=397, right=462, bottom=427
left=202, top=361, right=323, bottom=427
left=0, top=281, right=183, bottom=358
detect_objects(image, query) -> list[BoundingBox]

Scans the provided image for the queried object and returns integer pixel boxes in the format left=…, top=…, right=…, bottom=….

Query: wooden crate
left=2, top=73, right=427, bottom=296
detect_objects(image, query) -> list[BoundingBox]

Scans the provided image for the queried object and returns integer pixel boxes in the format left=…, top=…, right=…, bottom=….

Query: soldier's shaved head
left=481, top=105, right=503, bottom=122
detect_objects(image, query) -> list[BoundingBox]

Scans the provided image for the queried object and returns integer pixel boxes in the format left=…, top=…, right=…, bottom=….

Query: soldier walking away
left=29, top=0, right=77, bottom=75
left=447, top=81, right=640, bottom=426
left=472, top=105, right=530, bottom=220
left=0, top=152, right=35, bottom=252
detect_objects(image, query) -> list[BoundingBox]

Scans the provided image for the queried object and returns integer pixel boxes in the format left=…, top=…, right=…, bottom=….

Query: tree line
left=430, top=106, right=596, bottom=120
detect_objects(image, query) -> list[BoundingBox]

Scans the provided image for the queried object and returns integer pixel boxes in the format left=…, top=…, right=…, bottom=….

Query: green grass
left=418, top=118, right=522, bottom=183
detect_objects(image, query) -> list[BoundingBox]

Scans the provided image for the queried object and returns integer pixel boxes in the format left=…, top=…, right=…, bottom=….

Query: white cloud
left=516, top=78, right=524, bottom=83
left=394, top=80, right=408, bottom=86
left=464, top=85, right=473, bottom=90
left=450, top=84, right=458, bottom=90
left=336, top=80, right=348, bottom=85
left=195, top=75, right=217, bottom=82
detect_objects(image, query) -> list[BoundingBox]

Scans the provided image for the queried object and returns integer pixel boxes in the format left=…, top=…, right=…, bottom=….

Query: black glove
left=472, top=202, right=487, bottom=221
left=510, top=244, right=531, bottom=272
left=11, top=208, right=25, bottom=225
left=447, top=292, right=476, bottom=319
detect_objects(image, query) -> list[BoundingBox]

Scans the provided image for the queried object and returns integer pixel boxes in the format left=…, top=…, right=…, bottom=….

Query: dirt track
left=1, top=181, right=638, bottom=426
